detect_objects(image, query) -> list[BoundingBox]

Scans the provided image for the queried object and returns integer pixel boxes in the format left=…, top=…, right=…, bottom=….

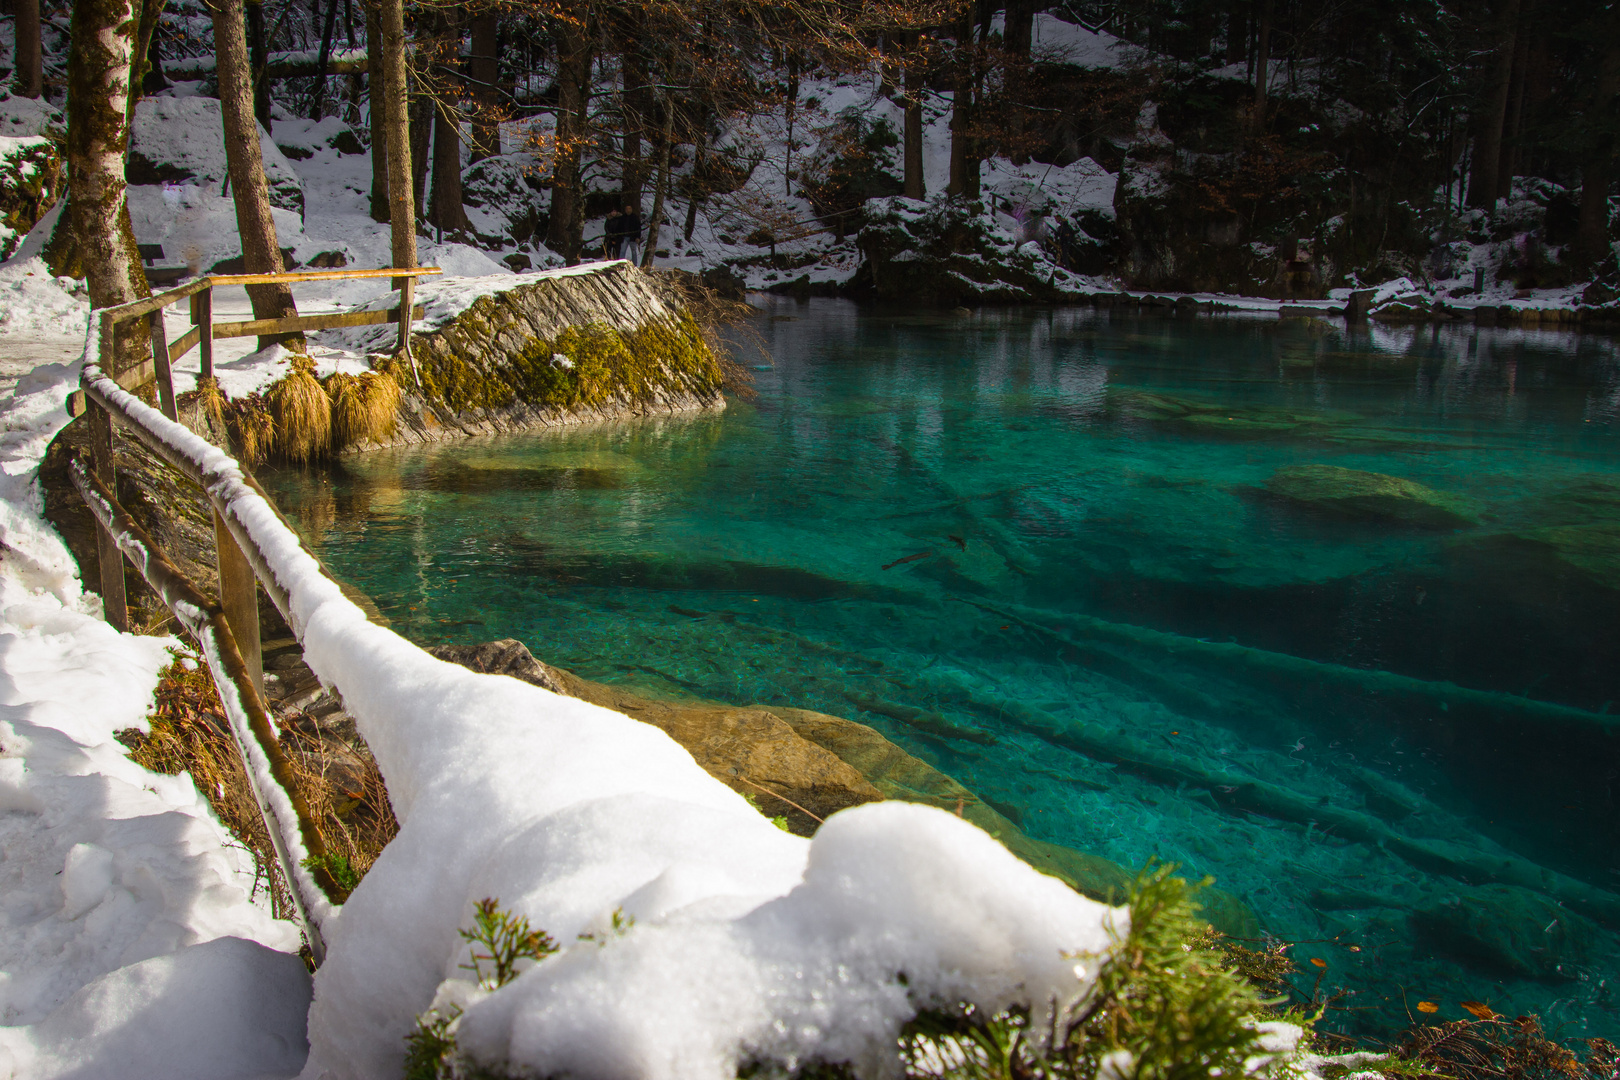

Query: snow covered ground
left=0, top=259, right=314, bottom=1078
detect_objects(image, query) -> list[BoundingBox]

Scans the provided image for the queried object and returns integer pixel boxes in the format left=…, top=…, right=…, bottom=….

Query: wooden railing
left=69, top=266, right=441, bottom=963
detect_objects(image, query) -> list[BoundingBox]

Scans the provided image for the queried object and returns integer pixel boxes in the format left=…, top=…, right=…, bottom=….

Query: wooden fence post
left=89, top=404, right=129, bottom=633
left=215, top=511, right=263, bottom=697
left=193, top=287, right=214, bottom=380
left=397, top=273, right=421, bottom=388
left=149, top=310, right=177, bottom=420
left=91, top=312, right=129, bottom=632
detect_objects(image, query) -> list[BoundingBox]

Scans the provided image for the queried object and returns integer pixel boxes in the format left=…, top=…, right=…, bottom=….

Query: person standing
left=603, top=208, right=623, bottom=259
left=620, top=203, right=642, bottom=264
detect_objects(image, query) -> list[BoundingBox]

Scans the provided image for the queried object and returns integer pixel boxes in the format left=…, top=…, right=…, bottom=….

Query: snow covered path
left=0, top=258, right=312, bottom=1079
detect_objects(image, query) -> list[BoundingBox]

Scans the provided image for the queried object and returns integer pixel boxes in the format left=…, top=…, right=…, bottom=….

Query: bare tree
left=545, top=8, right=594, bottom=263
left=366, top=2, right=390, bottom=221
left=467, top=11, right=502, bottom=162
left=1468, top=0, right=1521, bottom=210
left=378, top=0, right=418, bottom=271
left=11, top=0, right=43, bottom=99
left=54, top=0, right=149, bottom=359
left=214, top=0, right=303, bottom=347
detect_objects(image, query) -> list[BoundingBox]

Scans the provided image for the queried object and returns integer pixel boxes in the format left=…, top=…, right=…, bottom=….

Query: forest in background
left=1, top=0, right=1618, bottom=303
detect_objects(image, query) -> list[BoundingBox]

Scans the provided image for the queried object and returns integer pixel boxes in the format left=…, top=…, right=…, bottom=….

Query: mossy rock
left=1265, top=464, right=1481, bottom=528
left=1508, top=522, right=1620, bottom=592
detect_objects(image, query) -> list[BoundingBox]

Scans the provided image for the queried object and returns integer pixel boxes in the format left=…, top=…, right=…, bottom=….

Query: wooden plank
left=205, top=267, right=442, bottom=287
left=215, top=510, right=264, bottom=700
left=193, top=288, right=214, bottom=380
left=169, top=324, right=201, bottom=363
left=149, top=311, right=177, bottom=420
left=116, top=358, right=156, bottom=393
left=210, top=304, right=425, bottom=340
left=95, top=268, right=440, bottom=326
left=100, top=278, right=210, bottom=324
left=88, top=404, right=128, bottom=632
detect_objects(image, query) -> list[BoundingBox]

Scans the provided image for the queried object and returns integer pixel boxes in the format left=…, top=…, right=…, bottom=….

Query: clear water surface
left=268, top=299, right=1620, bottom=1041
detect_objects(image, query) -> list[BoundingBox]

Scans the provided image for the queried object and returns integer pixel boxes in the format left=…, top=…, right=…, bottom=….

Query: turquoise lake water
left=269, top=300, right=1620, bottom=1041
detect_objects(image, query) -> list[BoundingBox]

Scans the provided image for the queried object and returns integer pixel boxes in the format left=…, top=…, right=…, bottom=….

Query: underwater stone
left=1265, top=465, right=1481, bottom=528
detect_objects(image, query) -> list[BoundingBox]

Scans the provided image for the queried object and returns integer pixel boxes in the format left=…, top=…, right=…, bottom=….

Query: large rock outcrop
left=327, top=263, right=729, bottom=452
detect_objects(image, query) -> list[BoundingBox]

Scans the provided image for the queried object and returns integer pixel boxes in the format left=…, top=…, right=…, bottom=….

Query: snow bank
left=0, top=300, right=307, bottom=1075
left=128, top=96, right=305, bottom=216
left=0, top=936, right=311, bottom=1080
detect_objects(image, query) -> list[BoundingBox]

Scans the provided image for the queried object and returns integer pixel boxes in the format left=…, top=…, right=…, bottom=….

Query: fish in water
left=882, top=551, right=933, bottom=571
left=947, top=535, right=967, bottom=551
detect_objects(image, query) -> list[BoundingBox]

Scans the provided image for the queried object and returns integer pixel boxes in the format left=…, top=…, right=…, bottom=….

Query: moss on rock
left=1266, top=464, right=1481, bottom=528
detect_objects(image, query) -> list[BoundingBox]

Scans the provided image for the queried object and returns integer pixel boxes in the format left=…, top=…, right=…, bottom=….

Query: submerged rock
left=1413, top=885, right=1595, bottom=980
left=1111, top=389, right=1355, bottom=437
left=432, top=638, right=1262, bottom=938
left=1265, top=465, right=1481, bottom=528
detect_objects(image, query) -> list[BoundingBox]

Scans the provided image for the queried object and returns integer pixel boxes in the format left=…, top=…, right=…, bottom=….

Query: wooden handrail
left=66, top=265, right=439, bottom=421
left=63, top=264, right=445, bottom=959
left=69, top=457, right=342, bottom=960
left=99, top=266, right=443, bottom=323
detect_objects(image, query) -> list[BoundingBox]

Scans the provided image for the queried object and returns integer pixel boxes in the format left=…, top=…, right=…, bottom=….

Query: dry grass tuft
left=119, top=652, right=297, bottom=918
left=327, top=369, right=400, bottom=449
left=269, top=355, right=332, bottom=464
left=227, top=393, right=276, bottom=466
left=195, top=375, right=228, bottom=436
left=119, top=650, right=399, bottom=922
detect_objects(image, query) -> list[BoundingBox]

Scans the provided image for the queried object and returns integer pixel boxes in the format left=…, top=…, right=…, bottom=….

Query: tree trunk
left=1497, top=6, right=1533, bottom=204
left=903, top=33, right=925, bottom=201
left=1573, top=30, right=1620, bottom=271
left=309, top=0, right=340, bottom=119
left=366, top=3, right=389, bottom=222
left=621, top=44, right=649, bottom=205
left=641, top=100, right=674, bottom=270
left=11, top=0, right=41, bottom=98
left=947, top=17, right=975, bottom=197
left=467, top=12, right=500, bottom=162
left=1467, top=0, right=1521, bottom=210
left=57, top=0, right=149, bottom=353
left=378, top=0, right=416, bottom=270
left=1253, top=0, right=1272, bottom=118
left=247, top=0, right=272, bottom=131
left=1226, top=5, right=1246, bottom=66
left=125, top=0, right=165, bottom=128
left=142, top=14, right=170, bottom=94
left=1002, top=2, right=1033, bottom=166
left=429, top=98, right=469, bottom=234
left=409, top=92, right=431, bottom=214
left=683, top=126, right=707, bottom=240
left=214, top=0, right=301, bottom=348
left=545, top=13, right=592, bottom=263
left=784, top=52, right=798, bottom=196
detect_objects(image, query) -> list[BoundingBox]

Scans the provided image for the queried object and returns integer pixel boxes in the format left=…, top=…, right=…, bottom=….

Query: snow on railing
left=74, top=269, right=1124, bottom=1078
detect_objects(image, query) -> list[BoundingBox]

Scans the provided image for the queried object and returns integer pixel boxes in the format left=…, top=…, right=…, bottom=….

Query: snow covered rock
left=462, top=154, right=551, bottom=249
left=0, top=135, right=61, bottom=260
left=127, top=96, right=305, bottom=217
left=857, top=195, right=1086, bottom=305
